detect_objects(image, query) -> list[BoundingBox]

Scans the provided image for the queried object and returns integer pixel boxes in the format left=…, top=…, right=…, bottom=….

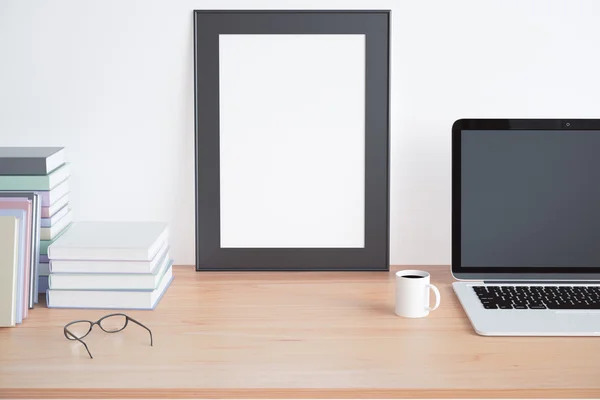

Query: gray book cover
left=0, top=147, right=65, bottom=175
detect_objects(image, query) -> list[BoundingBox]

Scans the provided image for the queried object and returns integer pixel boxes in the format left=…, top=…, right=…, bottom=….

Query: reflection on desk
left=0, top=265, right=599, bottom=399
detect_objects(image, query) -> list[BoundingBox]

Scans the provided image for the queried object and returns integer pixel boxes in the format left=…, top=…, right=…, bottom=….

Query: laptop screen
left=461, top=129, right=600, bottom=268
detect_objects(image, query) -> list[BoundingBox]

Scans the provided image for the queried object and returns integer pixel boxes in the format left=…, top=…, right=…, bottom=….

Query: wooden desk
left=1, top=265, right=599, bottom=399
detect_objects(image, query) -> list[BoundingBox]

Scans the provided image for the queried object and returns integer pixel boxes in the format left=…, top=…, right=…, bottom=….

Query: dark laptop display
left=452, top=119, right=600, bottom=279
left=461, top=129, right=600, bottom=268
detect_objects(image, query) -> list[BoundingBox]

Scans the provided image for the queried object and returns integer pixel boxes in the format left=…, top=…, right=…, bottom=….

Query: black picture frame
left=193, top=10, right=390, bottom=271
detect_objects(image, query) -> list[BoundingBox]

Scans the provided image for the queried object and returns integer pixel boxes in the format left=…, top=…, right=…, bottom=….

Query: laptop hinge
left=483, top=280, right=600, bottom=284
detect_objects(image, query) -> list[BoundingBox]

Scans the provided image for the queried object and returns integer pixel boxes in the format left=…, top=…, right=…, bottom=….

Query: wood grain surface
left=1, top=265, right=599, bottom=398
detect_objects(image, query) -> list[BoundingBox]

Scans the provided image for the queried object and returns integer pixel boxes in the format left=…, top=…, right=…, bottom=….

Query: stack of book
left=46, top=221, right=173, bottom=310
left=0, top=147, right=72, bottom=327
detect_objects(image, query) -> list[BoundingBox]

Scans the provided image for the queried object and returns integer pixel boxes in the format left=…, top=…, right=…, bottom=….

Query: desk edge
left=1, top=388, right=599, bottom=399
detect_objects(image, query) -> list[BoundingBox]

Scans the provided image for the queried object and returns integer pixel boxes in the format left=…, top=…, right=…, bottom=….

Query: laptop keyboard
left=473, top=285, right=600, bottom=309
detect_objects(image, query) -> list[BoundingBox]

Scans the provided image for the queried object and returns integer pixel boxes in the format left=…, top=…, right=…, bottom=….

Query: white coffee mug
left=395, top=269, right=441, bottom=318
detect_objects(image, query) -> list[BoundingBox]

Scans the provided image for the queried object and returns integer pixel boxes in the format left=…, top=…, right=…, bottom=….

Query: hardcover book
left=0, top=147, right=65, bottom=175
left=0, top=216, right=19, bottom=327
left=40, top=226, right=70, bottom=255
left=48, top=221, right=169, bottom=261
left=0, top=199, right=32, bottom=318
left=37, top=179, right=69, bottom=207
left=0, top=208, right=27, bottom=324
left=40, top=209, right=72, bottom=240
left=40, top=205, right=70, bottom=228
left=0, top=163, right=70, bottom=191
left=49, top=257, right=172, bottom=291
left=50, top=242, right=170, bottom=274
left=41, top=194, right=69, bottom=218
left=46, top=264, right=173, bottom=310
left=0, top=192, right=41, bottom=306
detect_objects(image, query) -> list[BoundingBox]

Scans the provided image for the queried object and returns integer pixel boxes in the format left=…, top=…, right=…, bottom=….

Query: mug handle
left=425, top=284, right=441, bottom=311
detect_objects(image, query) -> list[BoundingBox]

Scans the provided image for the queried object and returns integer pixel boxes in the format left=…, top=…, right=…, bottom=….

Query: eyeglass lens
left=65, top=321, right=92, bottom=339
left=99, top=314, right=128, bottom=332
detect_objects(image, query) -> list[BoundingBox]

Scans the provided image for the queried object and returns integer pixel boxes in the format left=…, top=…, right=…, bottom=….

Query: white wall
left=1, top=0, right=600, bottom=266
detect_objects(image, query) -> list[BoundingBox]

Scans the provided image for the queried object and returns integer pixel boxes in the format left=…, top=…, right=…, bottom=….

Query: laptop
left=452, top=118, right=600, bottom=336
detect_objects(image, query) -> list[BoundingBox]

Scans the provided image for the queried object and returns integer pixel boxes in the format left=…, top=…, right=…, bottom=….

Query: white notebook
left=46, top=265, right=173, bottom=310
left=50, top=243, right=169, bottom=274
left=48, top=256, right=172, bottom=291
left=0, top=216, right=20, bottom=327
left=47, top=221, right=169, bottom=261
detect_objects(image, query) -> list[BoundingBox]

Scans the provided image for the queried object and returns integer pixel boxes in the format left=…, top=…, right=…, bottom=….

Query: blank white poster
left=219, top=34, right=365, bottom=248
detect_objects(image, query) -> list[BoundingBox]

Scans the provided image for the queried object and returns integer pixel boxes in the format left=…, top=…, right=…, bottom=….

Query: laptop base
left=453, top=282, right=600, bottom=336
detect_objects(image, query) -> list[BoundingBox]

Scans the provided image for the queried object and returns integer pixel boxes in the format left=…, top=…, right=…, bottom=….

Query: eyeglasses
left=63, top=313, right=153, bottom=359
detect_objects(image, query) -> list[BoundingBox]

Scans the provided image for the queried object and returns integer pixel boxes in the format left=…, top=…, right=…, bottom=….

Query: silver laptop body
left=451, top=119, right=600, bottom=336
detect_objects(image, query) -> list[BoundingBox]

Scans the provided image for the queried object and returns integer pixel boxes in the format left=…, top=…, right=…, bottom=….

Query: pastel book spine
left=0, top=163, right=70, bottom=191
left=38, top=262, right=50, bottom=276
left=0, top=192, right=41, bottom=307
left=40, top=209, right=72, bottom=240
left=31, top=193, right=41, bottom=306
left=0, top=216, right=19, bottom=327
left=41, top=194, right=69, bottom=218
left=46, top=264, right=174, bottom=310
left=50, top=243, right=170, bottom=274
left=49, top=257, right=172, bottom=290
left=40, top=227, right=69, bottom=255
left=0, top=199, right=32, bottom=319
left=40, top=205, right=70, bottom=228
left=38, top=276, right=49, bottom=294
left=0, top=209, right=26, bottom=324
left=37, top=179, right=69, bottom=207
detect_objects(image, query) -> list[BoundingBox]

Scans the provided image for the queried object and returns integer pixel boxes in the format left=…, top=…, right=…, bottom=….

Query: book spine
left=0, top=175, right=51, bottom=190
left=40, top=239, right=52, bottom=255
left=0, top=158, right=49, bottom=175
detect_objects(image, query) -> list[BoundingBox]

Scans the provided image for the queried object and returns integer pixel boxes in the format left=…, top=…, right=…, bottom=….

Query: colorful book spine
left=0, top=146, right=73, bottom=316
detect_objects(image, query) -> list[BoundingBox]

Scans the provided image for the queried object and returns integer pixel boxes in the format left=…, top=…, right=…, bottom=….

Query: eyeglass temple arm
left=126, top=316, right=153, bottom=346
left=64, top=328, right=93, bottom=359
